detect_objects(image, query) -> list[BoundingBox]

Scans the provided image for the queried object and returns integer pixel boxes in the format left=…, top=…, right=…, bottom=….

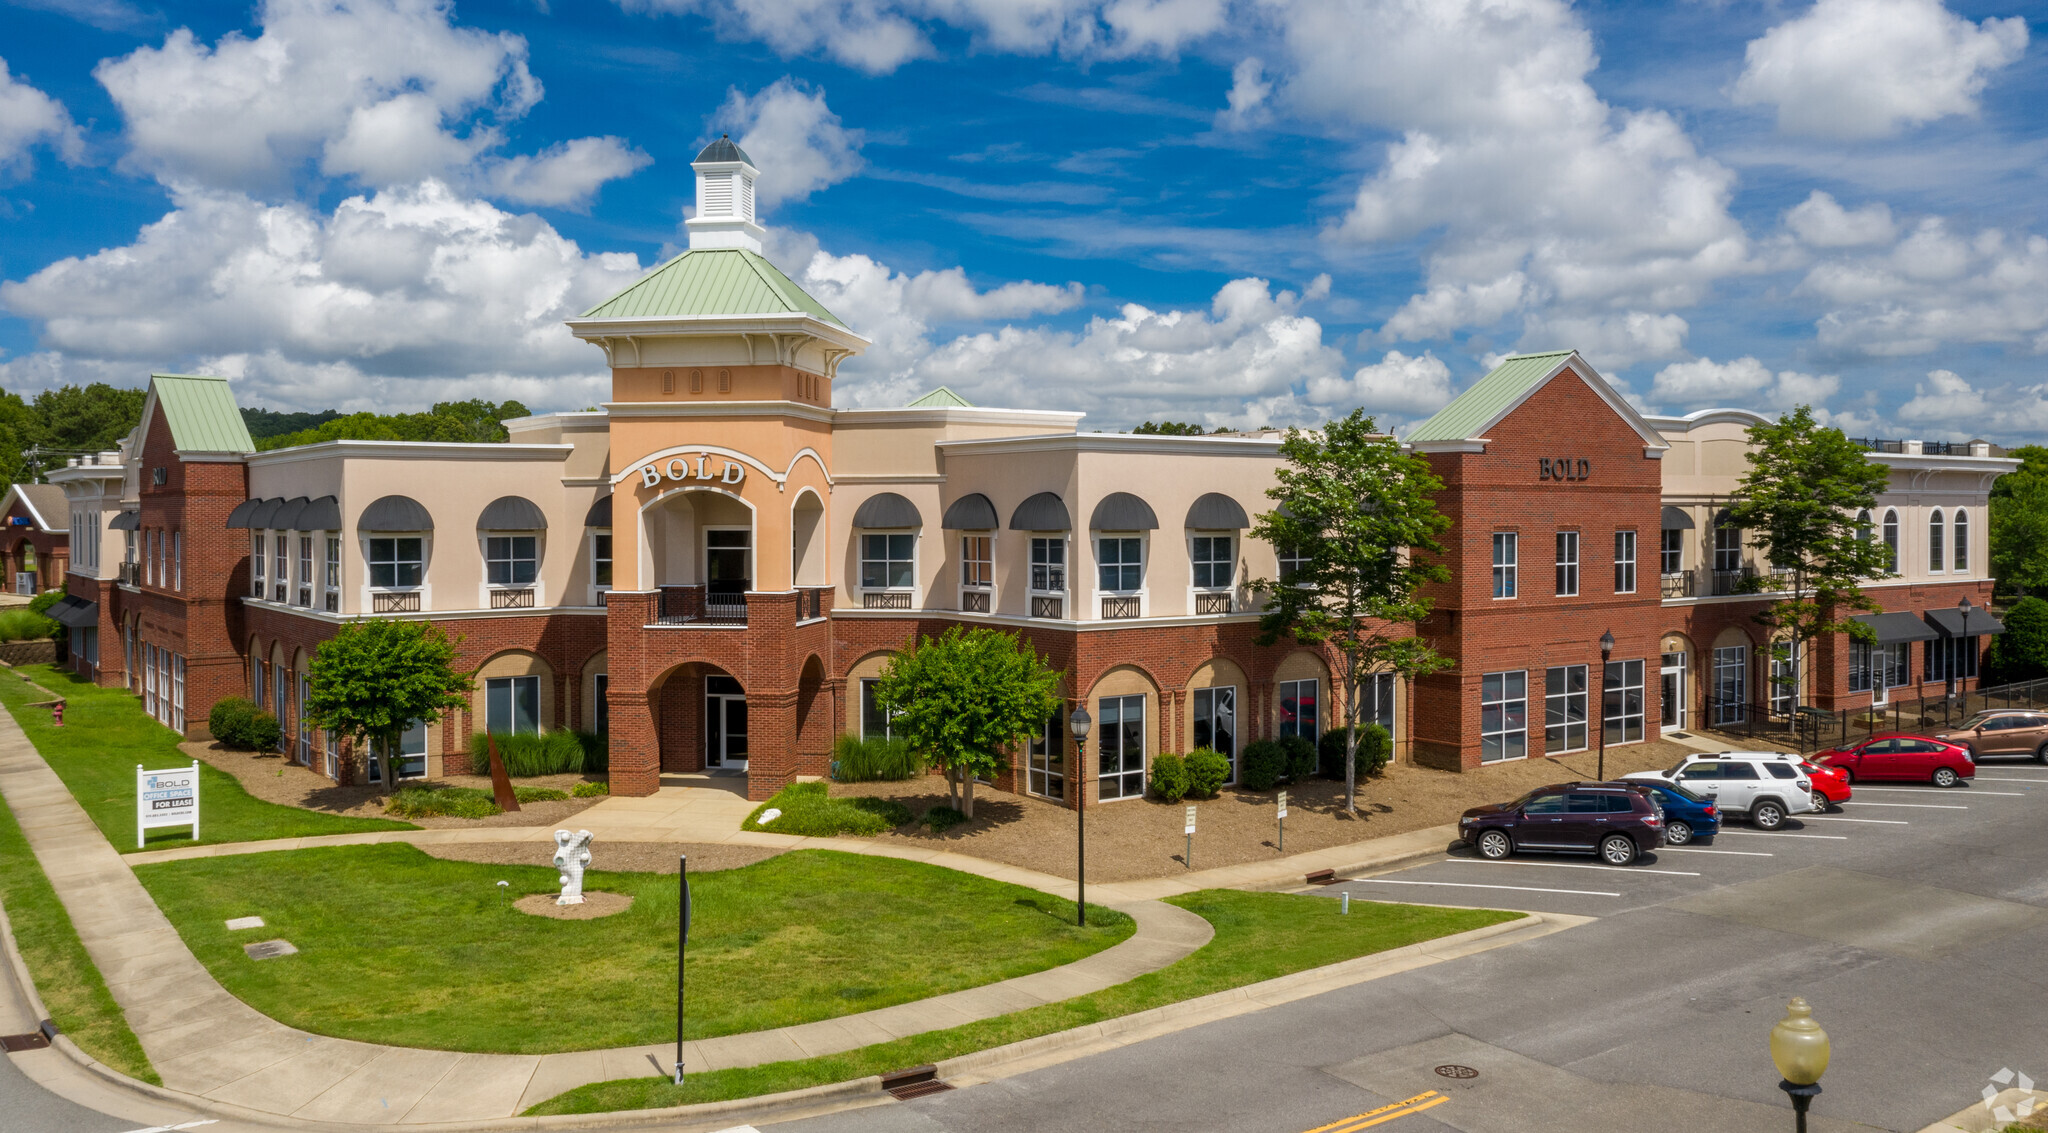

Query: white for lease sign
left=138, top=761, right=200, bottom=847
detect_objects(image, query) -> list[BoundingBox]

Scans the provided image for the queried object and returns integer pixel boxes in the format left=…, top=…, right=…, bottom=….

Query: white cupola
left=686, top=134, right=766, bottom=254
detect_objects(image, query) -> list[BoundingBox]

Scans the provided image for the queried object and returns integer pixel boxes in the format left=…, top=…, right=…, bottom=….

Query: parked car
left=1622, top=752, right=1815, bottom=830
left=1616, top=779, right=1720, bottom=845
left=1800, top=759, right=1852, bottom=812
left=1933, top=710, right=2048, bottom=763
left=1813, top=733, right=1976, bottom=787
left=1458, top=782, right=1666, bottom=865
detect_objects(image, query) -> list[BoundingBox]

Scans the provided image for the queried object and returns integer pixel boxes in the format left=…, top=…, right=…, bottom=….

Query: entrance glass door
left=1660, top=652, right=1686, bottom=729
left=705, top=674, right=747, bottom=769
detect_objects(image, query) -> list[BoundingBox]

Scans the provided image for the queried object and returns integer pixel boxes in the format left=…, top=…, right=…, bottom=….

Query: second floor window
left=486, top=536, right=538, bottom=586
left=1882, top=509, right=1899, bottom=572
left=1614, top=530, right=1636, bottom=594
left=1555, top=531, right=1579, bottom=597
left=1661, top=529, right=1682, bottom=575
left=1192, top=535, right=1233, bottom=589
left=1929, top=511, right=1945, bottom=572
left=1277, top=543, right=1310, bottom=584
left=298, top=536, right=312, bottom=597
left=252, top=533, right=265, bottom=592
left=272, top=533, right=288, bottom=589
left=173, top=531, right=183, bottom=590
left=324, top=536, right=340, bottom=591
left=1097, top=537, right=1142, bottom=592
left=592, top=533, right=612, bottom=588
left=1030, top=537, right=1065, bottom=592
left=860, top=533, right=915, bottom=590
left=1492, top=532, right=1517, bottom=598
left=961, top=536, right=992, bottom=587
left=1954, top=509, right=1970, bottom=573
left=1713, top=520, right=1742, bottom=573
left=369, top=537, right=423, bottom=588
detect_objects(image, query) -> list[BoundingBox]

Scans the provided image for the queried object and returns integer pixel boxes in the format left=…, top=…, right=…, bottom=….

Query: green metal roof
left=579, top=248, right=846, bottom=328
left=1404, top=351, right=1577, bottom=444
left=151, top=373, right=254, bottom=453
left=907, top=386, right=973, bottom=408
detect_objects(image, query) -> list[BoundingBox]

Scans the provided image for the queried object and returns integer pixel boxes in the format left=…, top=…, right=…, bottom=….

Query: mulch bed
left=181, top=740, right=606, bottom=829
left=831, top=739, right=1707, bottom=883
left=418, top=840, right=782, bottom=873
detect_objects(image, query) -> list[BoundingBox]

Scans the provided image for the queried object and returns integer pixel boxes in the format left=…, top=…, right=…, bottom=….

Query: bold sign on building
left=137, top=761, right=200, bottom=846
left=1538, top=458, right=1592, bottom=481
left=637, top=454, right=747, bottom=488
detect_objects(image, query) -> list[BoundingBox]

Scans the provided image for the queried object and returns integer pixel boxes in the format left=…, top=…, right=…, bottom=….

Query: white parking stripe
left=1973, top=777, right=2048, bottom=783
left=1854, top=786, right=2025, bottom=796
left=1804, top=816, right=1909, bottom=824
left=1851, top=801, right=1969, bottom=809
left=1662, top=847, right=1774, bottom=856
left=1718, top=830, right=1849, bottom=840
left=1349, top=878, right=1621, bottom=898
left=1440, top=858, right=1701, bottom=876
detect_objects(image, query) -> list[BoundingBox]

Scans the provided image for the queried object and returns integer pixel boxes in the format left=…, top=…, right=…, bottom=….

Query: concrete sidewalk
left=0, top=713, right=1212, bottom=1123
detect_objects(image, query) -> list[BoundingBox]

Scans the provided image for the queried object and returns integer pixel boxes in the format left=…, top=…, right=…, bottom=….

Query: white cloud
left=1649, top=355, right=1840, bottom=410
left=1784, top=191, right=1896, bottom=249
left=1216, top=57, right=1271, bottom=131
left=93, top=0, right=639, bottom=206
left=0, top=56, right=84, bottom=178
left=1522, top=311, right=1690, bottom=370
left=1801, top=219, right=2048, bottom=355
left=0, top=181, right=645, bottom=409
left=1306, top=349, right=1453, bottom=419
left=714, top=79, right=864, bottom=208
left=1894, top=368, right=2048, bottom=436
left=483, top=137, right=653, bottom=209
left=1734, top=0, right=2028, bottom=140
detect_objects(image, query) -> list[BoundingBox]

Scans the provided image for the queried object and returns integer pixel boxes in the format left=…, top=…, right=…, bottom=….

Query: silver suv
left=1622, top=752, right=1815, bottom=830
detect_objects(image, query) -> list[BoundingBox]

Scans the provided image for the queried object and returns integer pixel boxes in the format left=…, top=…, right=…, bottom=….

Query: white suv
left=1622, top=752, right=1815, bottom=830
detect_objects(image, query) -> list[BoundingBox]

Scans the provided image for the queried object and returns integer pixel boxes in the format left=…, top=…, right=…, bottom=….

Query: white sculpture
left=553, top=829, right=593, bottom=905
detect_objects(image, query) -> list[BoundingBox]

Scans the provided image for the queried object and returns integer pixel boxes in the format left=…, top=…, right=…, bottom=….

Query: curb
left=1915, top=1087, right=2048, bottom=1133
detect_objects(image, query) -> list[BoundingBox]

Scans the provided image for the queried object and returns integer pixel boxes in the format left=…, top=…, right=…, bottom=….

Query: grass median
left=0, top=789, right=158, bottom=1083
left=0, top=663, right=412, bottom=851
left=134, top=845, right=1135, bottom=1054
left=530, top=890, right=1521, bottom=1115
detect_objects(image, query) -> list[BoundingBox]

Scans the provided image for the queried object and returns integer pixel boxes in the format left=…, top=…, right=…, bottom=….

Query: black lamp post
left=1069, top=704, right=1093, bottom=927
left=1597, top=629, right=1615, bottom=780
left=1956, top=596, right=1975, bottom=711
left=1770, top=996, right=1830, bottom=1132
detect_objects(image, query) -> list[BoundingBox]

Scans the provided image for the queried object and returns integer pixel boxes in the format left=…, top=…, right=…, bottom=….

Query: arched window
left=1953, top=508, right=1970, bottom=573
left=1855, top=509, right=1872, bottom=543
left=1882, top=509, right=1899, bottom=573
left=1929, top=510, right=1945, bottom=572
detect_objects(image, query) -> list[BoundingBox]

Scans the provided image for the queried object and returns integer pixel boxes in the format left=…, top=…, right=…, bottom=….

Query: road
left=783, top=764, right=2048, bottom=1133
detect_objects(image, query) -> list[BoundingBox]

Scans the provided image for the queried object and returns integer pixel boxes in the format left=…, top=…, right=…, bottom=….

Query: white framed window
left=1192, top=686, right=1237, bottom=780
left=297, top=671, right=312, bottom=763
left=485, top=676, right=540, bottom=735
left=1953, top=509, right=1970, bottom=573
left=1770, top=651, right=1795, bottom=717
left=1029, top=536, right=1066, bottom=592
left=859, top=678, right=895, bottom=740
left=1713, top=518, right=1743, bottom=573
left=1544, top=665, right=1587, bottom=754
left=1881, top=509, right=1899, bottom=573
left=591, top=532, right=612, bottom=592
left=144, top=643, right=158, bottom=719
left=1361, top=671, right=1396, bottom=733
left=172, top=655, right=185, bottom=733
left=324, top=535, right=341, bottom=611
left=1277, top=678, right=1319, bottom=742
left=272, top=533, right=287, bottom=598
left=1929, top=511, right=1945, bottom=573
left=1614, top=530, right=1636, bottom=594
left=860, top=533, right=916, bottom=590
left=297, top=535, right=312, bottom=605
left=960, top=535, right=992, bottom=588
left=1191, top=535, right=1233, bottom=590
left=274, top=663, right=289, bottom=751
left=1555, top=531, right=1579, bottom=597
left=1096, top=536, right=1142, bottom=592
left=1883, top=642, right=1910, bottom=688
left=251, top=657, right=264, bottom=706
left=1026, top=713, right=1064, bottom=800
left=1603, top=659, right=1645, bottom=745
left=1660, top=528, right=1682, bottom=576
left=1491, top=533, right=1517, bottom=599
left=1277, top=543, right=1310, bottom=584
left=173, top=531, right=182, bottom=590
left=368, top=721, right=427, bottom=783
left=323, top=729, right=339, bottom=780
left=486, top=535, right=538, bottom=586
left=1480, top=671, right=1527, bottom=763
left=368, top=536, right=424, bottom=588
left=252, top=532, right=266, bottom=597
left=1097, top=693, right=1146, bottom=801
left=1712, top=646, right=1747, bottom=724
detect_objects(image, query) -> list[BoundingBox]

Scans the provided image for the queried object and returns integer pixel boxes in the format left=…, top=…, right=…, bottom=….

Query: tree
left=1990, top=444, right=2048, bottom=596
left=432, top=398, right=531, bottom=443
left=0, top=388, right=34, bottom=484
left=1133, top=421, right=1210, bottom=436
left=242, top=407, right=342, bottom=441
left=871, top=625, right=1060, bottom=818
left=1725, top=405, right=1894, bottom=715
left=1987, top=596, right=2048, bottom=683
left=31, top=383, right=147, bottom=453
left=1249, top=408, right=1453, bottom=814
left=304, top=620, right=473, bottom=787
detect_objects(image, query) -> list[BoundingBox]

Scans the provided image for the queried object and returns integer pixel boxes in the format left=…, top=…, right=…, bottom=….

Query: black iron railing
left=1698, top=678, right=2048, bottom=752
left=1101, top=595, right=1140, bottom=619
left=1031, top=595, right=1063, bottom=619
left=961, top=590, right=990, bottom=613
left=657, top=586, right=747, bottom=625
left=862, top=591, right=911, bottom=610
left=1195, top=592, right=1232, bottom=615
left=490, top=588, right=536, bottom=609
left=371, top=590, right=421, bottom=614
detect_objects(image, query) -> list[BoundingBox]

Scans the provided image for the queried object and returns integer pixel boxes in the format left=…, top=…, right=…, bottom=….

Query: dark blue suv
left=1606, top=779, right=1719, bottom=845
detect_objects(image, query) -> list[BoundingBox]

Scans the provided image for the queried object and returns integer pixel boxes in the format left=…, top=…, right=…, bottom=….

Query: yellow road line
left=1302, top=1091, right=1446, bottom=1133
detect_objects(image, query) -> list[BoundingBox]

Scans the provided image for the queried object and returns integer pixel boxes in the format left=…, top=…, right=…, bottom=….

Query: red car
left=1799, top=759, right=1852, bottom=811
left=1813, top=733, right=1976, bottom=787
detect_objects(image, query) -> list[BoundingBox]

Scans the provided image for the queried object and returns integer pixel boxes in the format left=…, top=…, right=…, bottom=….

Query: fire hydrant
left=51, top=701, right=63, bottom=727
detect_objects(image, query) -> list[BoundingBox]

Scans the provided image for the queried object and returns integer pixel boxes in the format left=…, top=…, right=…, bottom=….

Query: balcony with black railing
left=1100, top=595, right=1140, bottom=619
left=861, top=591, right=912, bottom=610
left=655, top=585, right=748, bottom=625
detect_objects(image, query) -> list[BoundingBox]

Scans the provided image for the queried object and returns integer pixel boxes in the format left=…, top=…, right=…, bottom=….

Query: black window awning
left=940, top=493, right=998, bottom=530
left=359, top=494, right=434, bottom=532
left=225, top=499, right=260, bottom=529
left=851, top=491, right=922, bottom=530
left=246, top=497, right=285, bottom=530
left=299, top=496, right=341, bottom=530
left=270, top=496, right=312, bottom=531
left=1186, top=492, right=1250, bottom=529
left=584, top=494, right=612, bottom=528
left=109, top=511, right=140, bottom=531
left=1924, top=606, right=2006, bottom=637
left=1089, top=491, right=1158, bottom=531
left=1853, top=611, right=1938, bottom=643
left=1660, top=506, right=1694, bottom=530
left=47, top=594, right=97, bottom=628
left=1009, top=492, right=1070, bottom=531
left=478, top=495, right=548, bottom=531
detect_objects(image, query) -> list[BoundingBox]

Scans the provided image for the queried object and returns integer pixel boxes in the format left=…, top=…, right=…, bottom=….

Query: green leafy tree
left=31, top=383, right=147, bottom=453
left=1990, top=444, right=2048, bottom=596
left=257, top=411, right=474, bottom=450
left=871, top=625, right=1060, bottom=818
left=0, top=388, right=35, bottom=483
left=304, top=620, right=473, bottom=786
left=1726, top=405, right=1894, bottom=714
left=432, top=398, right=531, bottom=443
left=241, top=407, right=342, bottom=441
left=1987, top=596, right=2048, bottom=683
left=1132, top=421, right=1209, bottom=436
left=1250, top=408, right=1453, bottom=814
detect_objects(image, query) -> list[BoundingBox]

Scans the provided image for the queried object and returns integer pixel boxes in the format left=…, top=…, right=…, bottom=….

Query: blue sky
left=0, top=0, right=2045, bottom=439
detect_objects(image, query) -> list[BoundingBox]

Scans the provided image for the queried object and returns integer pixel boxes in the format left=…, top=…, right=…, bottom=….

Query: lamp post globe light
left=1956, top=596, right=1975, bottom=710
left=1769, top=996, right=1830, bottom=1132
left=1069, top=704, right=1093, bottom=927
left=1598, top=630, right=1615, bottom=781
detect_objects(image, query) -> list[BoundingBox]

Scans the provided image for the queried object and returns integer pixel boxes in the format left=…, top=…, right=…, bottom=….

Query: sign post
left=674, top=853, right=691, bottom=1086
left=1277, top=790, right=1288, bottom=853
left=1184, top=805, right=1196, bottom=870
left=137, top=762, right=199, bottom=848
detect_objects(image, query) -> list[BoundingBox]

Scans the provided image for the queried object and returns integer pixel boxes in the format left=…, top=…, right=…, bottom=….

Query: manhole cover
left=1434, top=1065, right=1479, bottom=1080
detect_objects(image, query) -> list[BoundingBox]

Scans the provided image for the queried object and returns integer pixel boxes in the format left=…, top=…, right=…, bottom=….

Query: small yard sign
left=1277, top=790, right=1288, bottom=819
left=137, top=761, right=199, bottom=847
left=1184, top=805, right=1196, bottom=871
left=1277, top=790, right=1287, bottom=852
left=1184, top=805, right=1197, bottom=835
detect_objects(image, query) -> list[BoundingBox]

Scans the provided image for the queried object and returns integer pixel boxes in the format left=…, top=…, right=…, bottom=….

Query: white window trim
left=1027, top=534, right=1068, bottom=597
left=588, top=528, right=613, bottom=606
left=1952, top=507, right=1970, bottom=575
left=1928, top=510, right=1946, bottom=575
left=1491, top=532, right=1518, bottom=600
left=1614, top=529, right=1636, bottom=595
left=1094, top=692, right=1147, bottom=803
left=1191, top=684, right=1239, bottom=784
left=1555, top=530, right=1580, bottom=597
left=1092, top=531, right=1147, bottom=597
left=1187, top=531, right=1236, bottom=592
left=856, top=529, right=919, bottom=594
left=1480, top=670, right=1528, bottom=764
left=362, top=532, right=430, bottom=591
left=1544, top=664, right=1588, bottom=755
left=481, top=530, right=543, bottom=588
left=958, top=532, right=994, bottom=612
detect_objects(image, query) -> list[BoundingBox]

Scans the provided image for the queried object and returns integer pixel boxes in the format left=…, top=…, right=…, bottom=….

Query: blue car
left=1609, top=779, right=1719, bottom=846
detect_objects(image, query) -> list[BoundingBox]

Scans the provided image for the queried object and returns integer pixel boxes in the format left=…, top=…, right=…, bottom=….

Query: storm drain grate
left=886, top=1078, right=955, bottom=1101
left=0, top=1031, right=51, bottom=1052
left=881, top=1064, right=954, bottom=1101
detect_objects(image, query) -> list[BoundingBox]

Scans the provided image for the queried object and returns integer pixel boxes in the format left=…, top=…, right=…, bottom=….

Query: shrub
left=386, top=786, right=500, bottom=819
left=921, top=805, right=967, bottom=833
left=1149, top=752, right=1190, bottom=802
left=833, top=732, right=926, bottom=781
left=26, top=590, right=63, bottom=619
left=1185, top=748, right=1229, bottom=798
left=1238, top=739, right=1286, bottom=791
left=209, top=696, right=282, bottom=750
left=513, top=786, right=568, bottom=802
left=1319, top=724, right=1391, bottom=780
left=571, top=780, right=609, bottom=798
left=1280, top=735, right=1318, bottom=782
left=577, top=731, right=609, bottom=774
left=743, top=782, right=913, bottom=836
left=1987, top=596, right=2048, bottom=683
left=468, top=730, right=601, bottom=776
left=0, top=608, right=58, bottom=642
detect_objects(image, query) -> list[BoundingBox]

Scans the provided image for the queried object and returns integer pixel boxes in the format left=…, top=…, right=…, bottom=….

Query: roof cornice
left=248, top=441, right=574, bottom=467
left=566, top=312, right=870, bottom=353
left=602, top=400, right=837, bottom=425
left=937, top=432, right=1284, bottom=457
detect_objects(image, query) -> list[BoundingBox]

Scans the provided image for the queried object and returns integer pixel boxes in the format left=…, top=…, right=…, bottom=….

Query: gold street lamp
left=1069, top=704, right=1093, bottom=927
left=1769, top=996, right=1831, bottom=1132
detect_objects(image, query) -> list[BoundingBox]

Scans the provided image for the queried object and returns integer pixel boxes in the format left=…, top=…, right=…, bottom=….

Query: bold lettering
left=696, top=456, right=711, bottom=479
left=1539, top=458, right=1553, bottom=480
left=1556, top=454, right=1570, bottom=480
left=666, top=458, right=688, bottom=481
left=640, top=464, right=661, bottom=488
left=721, top=462, right=744, bottom=484
left=1578, top=459, right=1591, bottom=480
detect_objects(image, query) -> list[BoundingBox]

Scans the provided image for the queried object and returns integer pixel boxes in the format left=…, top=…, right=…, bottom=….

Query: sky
left=0, top=0, right=2044, bottom=440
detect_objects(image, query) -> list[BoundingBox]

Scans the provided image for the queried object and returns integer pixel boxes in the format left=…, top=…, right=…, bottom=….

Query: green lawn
left=531, top=890, right=1521, bottom=1114
left=0, top=791, right=158, bottom=1083
left=134, top=846, right=1135, bottom=1054
left=0, top=664, right=412, bottom=851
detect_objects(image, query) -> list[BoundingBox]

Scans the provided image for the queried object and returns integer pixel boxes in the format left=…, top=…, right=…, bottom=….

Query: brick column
left=606, top=592, right=660, bottom=797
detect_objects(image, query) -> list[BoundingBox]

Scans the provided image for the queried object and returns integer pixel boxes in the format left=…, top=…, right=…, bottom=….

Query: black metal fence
left=1700, top=678, right=2048, bottom=752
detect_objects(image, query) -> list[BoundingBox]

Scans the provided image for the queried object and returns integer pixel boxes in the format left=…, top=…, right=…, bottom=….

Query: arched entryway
left=651, top=661, right=747, bottom=776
